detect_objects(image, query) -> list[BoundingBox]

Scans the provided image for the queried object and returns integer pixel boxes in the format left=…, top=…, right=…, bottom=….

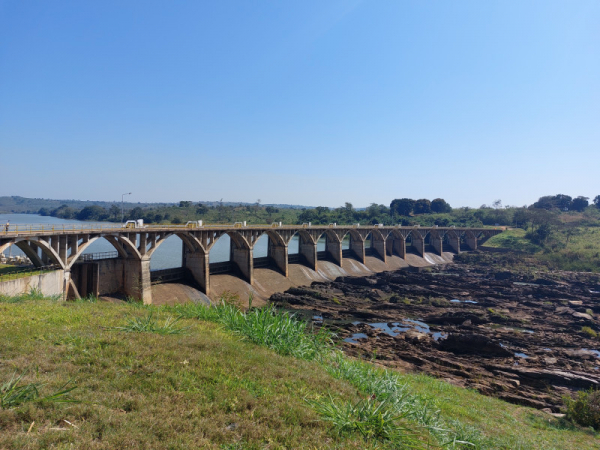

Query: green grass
left=0, top=297, right=598, bottom=449
left=0, top=265, right=55, bottom=282
left=483, top=228, right=542, bottom=253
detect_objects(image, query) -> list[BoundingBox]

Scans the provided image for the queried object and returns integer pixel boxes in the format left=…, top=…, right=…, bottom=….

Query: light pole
left=121, top=192, right=132, bottom=224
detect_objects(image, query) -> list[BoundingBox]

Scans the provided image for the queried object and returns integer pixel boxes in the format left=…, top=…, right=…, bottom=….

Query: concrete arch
left=66, top=234, right=141, bottom=269
left=341, top=229, right=364, bottom=243
left=145, top=232, right=202, bottom=259
left=1, top=238, right=65, bottom=269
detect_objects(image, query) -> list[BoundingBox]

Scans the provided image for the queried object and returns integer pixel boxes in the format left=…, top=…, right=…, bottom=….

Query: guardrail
left=79, top=251, right=119, bottom=262
left=1, top=223, right=503, bottom=235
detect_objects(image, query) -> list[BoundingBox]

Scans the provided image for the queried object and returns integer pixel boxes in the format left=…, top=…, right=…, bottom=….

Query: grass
left=0, top=296, right=598, bottom=449
left=0, top=264, right=56, bottom=282
left=1, top=371, right=77, bottom=409
left=112, top=311, right=189, bottom=335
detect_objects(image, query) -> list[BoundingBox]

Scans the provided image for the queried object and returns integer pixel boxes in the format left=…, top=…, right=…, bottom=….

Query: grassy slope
left=0, top=298, right=598, bottom=449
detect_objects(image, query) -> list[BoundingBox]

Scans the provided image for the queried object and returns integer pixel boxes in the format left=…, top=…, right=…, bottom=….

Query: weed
left=564, top=389, right=600, bottom=429
left=307, top=395, right=421, bottom=446
left=114, top=312, right=189, bottom=335
left=581, top=326, right=597, bottom=338
left=1, top=370, right=77, bottom=409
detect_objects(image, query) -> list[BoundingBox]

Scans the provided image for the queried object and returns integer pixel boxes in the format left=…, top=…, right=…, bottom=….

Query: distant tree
left=196, top=203, right=209, bottom=215
left=77, top=205, right=106, bottom=221
left=554, top=194, right=573, bottom=211
left=492, top=199, right=502, bottom=209
left=571, top=196, right=589, bottom=212
left=430, top=198, right=452, bottom=213
left=179, top=201, right=192, bottom=208
left=172, top=217, right=182, bottom=224
left=109, top=204, right=120, bottom=221
left=531, top=196, right=555, bottom=210
left=532, top=194, right=572, bottom=211
left=129, top=207, right=144, bottom=220
left=52, top=205, right=76, bottom=219
left=594, top=195, right=600, bottom=209
left=413, top=199, right=431, bottom=215
left=513, top=208, right=531, bottom=229
left=390, top=198, right=415, bottom=216
left=154, top=213, right=164, bottom=223
left=38, top=207, right=50, bottom=216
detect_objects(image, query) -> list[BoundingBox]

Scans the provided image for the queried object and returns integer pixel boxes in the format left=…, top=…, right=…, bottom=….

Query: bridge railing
left=1, top=223, right=503, bottom=235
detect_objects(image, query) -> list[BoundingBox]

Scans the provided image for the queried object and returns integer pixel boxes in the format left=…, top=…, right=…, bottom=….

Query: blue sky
left=1, top=1, right=598, bottom=208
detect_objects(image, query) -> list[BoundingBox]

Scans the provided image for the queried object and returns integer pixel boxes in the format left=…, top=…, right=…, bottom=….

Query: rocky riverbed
left=269, top=256, right=600, bottom=412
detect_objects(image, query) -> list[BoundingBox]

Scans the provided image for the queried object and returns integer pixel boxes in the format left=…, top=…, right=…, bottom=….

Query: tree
left=179, top=201, right=192, bottom=208
left=77, top=205, right=106, bottom=221
left=594, top=195, right=600, bottom=209
left=130, top=207, right=144, bottom=220
left=196, top=203, right=209, bottom=215
left=109, top=204, right=120, bottom=221
left=571, top=196, right=589, bottom=212
left=390, top=198, right=415, bottom=216
left=431, top=198, right=452, bottom=213
left=413, top=199, right=431, bottom=215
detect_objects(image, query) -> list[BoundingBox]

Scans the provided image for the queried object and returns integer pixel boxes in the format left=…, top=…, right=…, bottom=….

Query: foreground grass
left=0, top=298, right=598, bottom=449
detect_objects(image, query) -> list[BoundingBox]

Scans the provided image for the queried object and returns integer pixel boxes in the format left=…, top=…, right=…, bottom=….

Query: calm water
left=1, top=214, right=358, bottom=270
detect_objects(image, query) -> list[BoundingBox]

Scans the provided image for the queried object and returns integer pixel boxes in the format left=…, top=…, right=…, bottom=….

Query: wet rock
left=439, top=334, right=512, bottom=357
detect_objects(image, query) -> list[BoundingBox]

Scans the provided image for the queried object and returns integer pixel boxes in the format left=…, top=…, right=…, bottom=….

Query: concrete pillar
left=51, top=237, right=59, bottom=254
left=123, top=258, right=152, bottom=304
left=68, top=235, right=78, bottom=258
left=430, top=234, right=443, bottom=256
left=465, top=233, right=478, bottom=251
left=182, top=248, right=210, bottom=295
left=411, top=234, right=425, bottom=256
left=447, top=234, right=461, bottom=253
left=393, top=238, right=406, bottom=258
left=59, top=236, right=68, bottom=265
left=350, top=237, right=365, bottom=264
left=299, top=236, right=317, bottom=271
left=231, top=241, right=253, bottom=284
left=372, top=236, right=387, bottom=262
left=80, top=264, right=88, bottom=297
left=326, top=236, right=342, bottom=267
left=268, top=240, right=288, bottom=276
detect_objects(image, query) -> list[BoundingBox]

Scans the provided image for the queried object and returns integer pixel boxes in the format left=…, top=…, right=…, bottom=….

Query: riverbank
left=1, top=295, right=598, bottom=449
left=270, top=253, right=600, bottom=412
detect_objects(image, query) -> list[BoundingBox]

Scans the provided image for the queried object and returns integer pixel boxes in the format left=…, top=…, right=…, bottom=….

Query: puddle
left=344, top=333, right=368, bottom=343
left=581, top=348, right=600, bottom=358
left=313, top=315, right=323, bottom=322
left=450, top=299, right=478, bottom=304
left=346, top=319, right=447, bottom=342
left=590, top=290, right=600, bottom=294
left=513, top=282, right=539, bottom=287
left=543, top=348, right=552, bottom=351
left=499, top=326, right=535, bottom=334
left=515, top=352, right=529, bottom=358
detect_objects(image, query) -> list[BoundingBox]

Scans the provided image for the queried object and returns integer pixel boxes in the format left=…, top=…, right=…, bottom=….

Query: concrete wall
left=0, top=270, right=64, bottom=297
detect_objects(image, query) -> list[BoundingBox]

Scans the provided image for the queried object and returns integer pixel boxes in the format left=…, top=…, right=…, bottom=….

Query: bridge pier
left=231, top=241, right=253, bottom=284
left=372, top=235, right=387, bottom=263
left=268, top=241, right=288, bottom=277
left=430, top=233, right=444, bottom=256
left=123, top=258, right=153, bottom=304
left=350, top=237, right=365, bottom=264
left=411, top=234, right=425, bottom=256
left=326, top=236, right=342, bottom=267
left=299, top=236, right=318, bottom=271
left=447, top=234, right=461, bottom=253
left=465, top=232, right=478, bottom=251
left=182, top=248, right=210, bottom=295
left=393, top=238, right=406, bottom=258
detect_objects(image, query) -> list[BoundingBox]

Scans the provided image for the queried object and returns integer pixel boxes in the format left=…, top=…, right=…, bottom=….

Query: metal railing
left=79, top=251, right=119, bottom=262
left=1, top=223, right=503, bottom=235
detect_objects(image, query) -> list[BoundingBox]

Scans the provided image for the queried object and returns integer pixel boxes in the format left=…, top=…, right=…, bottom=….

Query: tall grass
left=0, top=371, right=77, bottom=409
left=113, top=311, right=189, bottom=335
left=0, top=288, right=59, bottom=303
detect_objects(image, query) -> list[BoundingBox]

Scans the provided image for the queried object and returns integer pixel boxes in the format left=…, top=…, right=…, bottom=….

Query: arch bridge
left=0, top=224, right=502, bottom=304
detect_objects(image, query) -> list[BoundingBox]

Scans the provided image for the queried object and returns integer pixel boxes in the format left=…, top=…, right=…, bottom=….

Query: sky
left=1, top=1, right=599, bottom=209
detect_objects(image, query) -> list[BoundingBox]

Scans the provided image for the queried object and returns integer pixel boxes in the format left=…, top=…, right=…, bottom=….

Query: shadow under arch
left=1, top=238, right=65, bottom=269
left=207, top=231, right=253, bottom=283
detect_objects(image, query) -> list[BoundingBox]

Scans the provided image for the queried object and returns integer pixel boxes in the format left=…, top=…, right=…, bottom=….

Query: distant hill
left=0, top=196, right=313, bottom=214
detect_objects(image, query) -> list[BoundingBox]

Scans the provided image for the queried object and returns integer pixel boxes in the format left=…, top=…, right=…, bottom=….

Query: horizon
left=1, top=1, right=598, bottom=207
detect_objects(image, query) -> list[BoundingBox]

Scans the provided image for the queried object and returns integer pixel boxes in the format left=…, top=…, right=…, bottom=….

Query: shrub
left=581, top=326, right=597, bottom=338
left=564, top=389, right=600, bottom=429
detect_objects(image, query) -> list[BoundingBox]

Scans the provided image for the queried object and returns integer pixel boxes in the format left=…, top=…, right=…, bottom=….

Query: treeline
left=35, top=194, right=600, bottom=232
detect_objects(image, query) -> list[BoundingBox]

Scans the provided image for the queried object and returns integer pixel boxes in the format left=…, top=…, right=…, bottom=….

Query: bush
left=564, top=389, right=600, bottom=429
left=581, top=326, right=597, bottom=338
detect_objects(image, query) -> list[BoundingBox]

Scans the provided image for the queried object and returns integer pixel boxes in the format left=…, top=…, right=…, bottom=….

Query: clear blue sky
left=1, top=1, right=598, bottom=208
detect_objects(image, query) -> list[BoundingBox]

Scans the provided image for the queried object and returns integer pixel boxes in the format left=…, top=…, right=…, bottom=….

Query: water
left=346, top=319, right=448, bottom=342
left=515, top=352, right=529, bottom=359
left=0, top=213, right=285, bottom=270
left=581, top=348, right=600, bottom=358
left=450, top=299, right=478, bottom=304
left=344, top=333, right=368, bottom=343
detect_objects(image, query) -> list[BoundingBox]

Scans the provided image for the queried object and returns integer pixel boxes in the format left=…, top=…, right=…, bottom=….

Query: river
left=1, top=214, right=359, bottom=270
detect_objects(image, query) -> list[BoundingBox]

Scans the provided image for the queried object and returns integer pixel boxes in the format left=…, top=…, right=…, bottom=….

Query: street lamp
left=121, top=192, right=132, bottom=223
